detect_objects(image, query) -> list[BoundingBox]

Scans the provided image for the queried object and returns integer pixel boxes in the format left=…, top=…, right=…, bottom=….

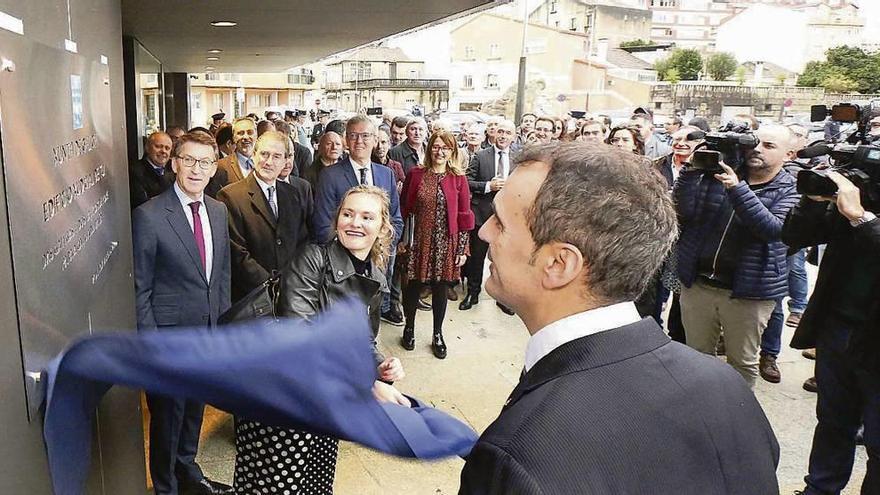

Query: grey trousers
left=680, top=280, right=776, bottom=388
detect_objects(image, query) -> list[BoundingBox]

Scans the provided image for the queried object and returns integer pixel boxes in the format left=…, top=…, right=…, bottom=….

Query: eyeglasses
left=582, top=130, right=602, bottom=136
left=348, top=132, right=374, bottom=142
left=258, top=150, right=286, bottom=162
left=431, top=145, right=452, bottom=152
left=176, top=155, right=214, bottom=170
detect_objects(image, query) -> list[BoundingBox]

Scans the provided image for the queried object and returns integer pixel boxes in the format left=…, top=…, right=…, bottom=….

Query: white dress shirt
left=524, top=301, right=641, bottom=372
left=350, top=157, right=373, bottom=186
left=254, top=174, right=279, bottom=215
left=484, top=146, right=511, bottom=193
left=236, top=151, right=254, bottom=180
left=173, top=182, right=214, bottom=282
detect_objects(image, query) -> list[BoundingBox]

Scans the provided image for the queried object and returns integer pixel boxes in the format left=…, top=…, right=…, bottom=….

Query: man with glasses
left=460, top=120, right=517, bottom=315
left=388, top=117, right=428, bottom=175
left=313, top=115, right=403, bottom=327
left=207, top=117, right=258, bottom=197
left=216, top=131, right=314, bottom=304
left=132, top=132, right=233, bottom=495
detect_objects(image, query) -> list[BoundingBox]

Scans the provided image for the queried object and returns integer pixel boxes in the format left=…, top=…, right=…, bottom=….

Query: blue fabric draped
left=42, top=299, right=477, bottom=495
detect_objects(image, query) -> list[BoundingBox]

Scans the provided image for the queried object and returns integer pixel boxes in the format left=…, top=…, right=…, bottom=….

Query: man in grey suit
left=459, top=142, right=779, bottom=494
left=133, top=132, right=232, bottom=495
left=460, top=119, right=517, bottom=312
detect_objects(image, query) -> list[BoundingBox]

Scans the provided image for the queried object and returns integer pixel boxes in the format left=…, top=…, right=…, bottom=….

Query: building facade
left=529, top=0, right=652, bottom=47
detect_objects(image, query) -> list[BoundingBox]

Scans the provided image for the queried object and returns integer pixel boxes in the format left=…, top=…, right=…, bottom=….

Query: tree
left=706, top=52, right=738, bottom=81
left=658, top=49, right=702, bottom=81
left=798, top=45, right=880, bottom=93
left=620, top=39, right=651, bottom=49
left=735, top=66, right=747, bottom=86
left=775, top=73, right=788, bottom=86
left=665, top=67, right=681, bottom=85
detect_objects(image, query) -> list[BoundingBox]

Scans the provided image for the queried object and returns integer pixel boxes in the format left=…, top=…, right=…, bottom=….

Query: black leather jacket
left=278, top=239, right=387, bottom=341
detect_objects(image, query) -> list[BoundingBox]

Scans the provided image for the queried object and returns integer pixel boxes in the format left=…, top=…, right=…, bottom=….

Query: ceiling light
left=208, top=49, right=222, bottom=54
left=205, top=66, right=216, bottom=71
left=207, top=57, right=219, bottom=61
left=210, top=20, right=236, bottom=27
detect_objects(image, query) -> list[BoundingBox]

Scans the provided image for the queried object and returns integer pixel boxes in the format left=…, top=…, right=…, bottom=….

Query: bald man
left=130, top=131, right=175, bottom=209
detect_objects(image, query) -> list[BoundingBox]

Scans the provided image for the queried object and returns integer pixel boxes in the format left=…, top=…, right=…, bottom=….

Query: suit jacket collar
left=161, top=188, right=208, bottom=284
left=206, top=197, right=227, bottom=288
left=245, top=173, right=277, bottom=229
left=504, top=318, right=669, bottom=409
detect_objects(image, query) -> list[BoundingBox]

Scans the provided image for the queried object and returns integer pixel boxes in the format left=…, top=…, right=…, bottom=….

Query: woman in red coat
left=399, top=130, right=475, bottom=358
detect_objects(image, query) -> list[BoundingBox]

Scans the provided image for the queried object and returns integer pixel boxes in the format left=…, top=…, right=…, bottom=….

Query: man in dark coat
left=217, top=131, right=313, bottom=303
left=387, top=117, right=427, bottom=175
left=674, top=124, right=800, bottom=387
left=132, top=132, right=232, bottom=495
left=458, top=142, right=779, bottom=494
left=460, top=119, right=517, bottom=310
left=129, top=131, right=175, bottom=209
left=783, top=173, right=880, bottom=495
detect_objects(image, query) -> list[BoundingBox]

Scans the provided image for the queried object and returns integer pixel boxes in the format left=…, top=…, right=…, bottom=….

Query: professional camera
left=796, top=144, right=880, bottom=204
left=691, top=121, right=759, bottom=173
left=810, top=102, right=873, bottom=125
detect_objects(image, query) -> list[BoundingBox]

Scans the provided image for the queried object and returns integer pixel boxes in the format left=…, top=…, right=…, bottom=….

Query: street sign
left=556, top=94, right=567, bottom=102
left=784, top=98, right=793, bottom=108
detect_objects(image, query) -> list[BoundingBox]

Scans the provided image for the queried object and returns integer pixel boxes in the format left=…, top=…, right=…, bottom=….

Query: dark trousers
left=760, top=298, right=784, bottom=357
left=381, top=254, right=402, bottom=313
left=146, top=393, right=206, bottom=494
left=463, top=228, right=489, bottom=296
left=804, top=323, right=880, bottom=494
left=667, top=293, right=686, bottom=344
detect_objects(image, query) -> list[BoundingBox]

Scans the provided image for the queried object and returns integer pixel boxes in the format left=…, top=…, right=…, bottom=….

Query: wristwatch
left=849, top=211, right=877, bottom=227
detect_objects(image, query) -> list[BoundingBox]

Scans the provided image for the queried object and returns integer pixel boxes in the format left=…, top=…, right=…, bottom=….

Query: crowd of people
left=127, top=102, right=877, bottom=495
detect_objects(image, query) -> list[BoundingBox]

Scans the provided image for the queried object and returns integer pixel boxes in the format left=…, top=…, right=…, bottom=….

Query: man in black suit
left=217, top=131, right=313, bottom=303
left=132, top=132, right=232, bottom=495
left=459, top=142, right=779, bottom=494
left=129, top=131, right=175, bottom=209
left=460, top=119, right=517, bottom=311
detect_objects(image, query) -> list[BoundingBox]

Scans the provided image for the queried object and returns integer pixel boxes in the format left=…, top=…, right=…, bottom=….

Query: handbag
left=401, top=213, right=416, bottom=248
left=218, top=271, right=282, bottom=325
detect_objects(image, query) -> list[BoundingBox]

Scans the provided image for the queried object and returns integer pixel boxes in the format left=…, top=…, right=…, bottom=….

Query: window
left=486, top=74, right=499, bottom=89
left=409, top=70, right=418, bottom=78
left=463, top=75, right=473, bottom=88
left=212, top=93, right=222, bottom=111
left=464, top=45, right=475, bottom=59
left=489, top=43, right=500, bottom=59
left=555, top=20, right=560, bottom=28
left=570, top=17, right=578, bottom=31
left=191, top=93, right=202, bottom=110
left=550, top=0, right=558, bottom=13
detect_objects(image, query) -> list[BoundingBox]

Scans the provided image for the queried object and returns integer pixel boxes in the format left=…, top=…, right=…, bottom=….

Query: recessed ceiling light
left=205, top=66, right=216, bottom=71
left=207, top=57, right=219, bottom=61
left=210, top=20, right=236, bottom=27
left=208, top=49, right=222, bottom=54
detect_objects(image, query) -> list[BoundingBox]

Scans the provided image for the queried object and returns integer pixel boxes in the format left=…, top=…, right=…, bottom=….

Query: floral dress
left=406, top=170, right=469, bottom=283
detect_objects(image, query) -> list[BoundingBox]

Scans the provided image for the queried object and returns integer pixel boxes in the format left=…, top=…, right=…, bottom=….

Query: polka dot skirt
left=233, top=418, right=339, bottom=494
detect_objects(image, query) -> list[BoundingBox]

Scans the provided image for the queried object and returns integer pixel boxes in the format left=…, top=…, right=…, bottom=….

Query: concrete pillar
left=163, top=72, right=191, bottom=129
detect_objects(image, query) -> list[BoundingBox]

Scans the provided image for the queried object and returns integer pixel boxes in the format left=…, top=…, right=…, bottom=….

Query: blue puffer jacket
left=674, top=168, right=800, bottom=300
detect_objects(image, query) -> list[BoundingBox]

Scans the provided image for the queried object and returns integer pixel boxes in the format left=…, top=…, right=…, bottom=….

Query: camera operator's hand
left=714, top=162, right=739, bottom=189
left=827, top=171, right=866, bottom=222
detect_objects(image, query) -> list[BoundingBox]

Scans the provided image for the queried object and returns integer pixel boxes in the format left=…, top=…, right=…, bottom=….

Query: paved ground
left=195, top=289, right=869, bottom=494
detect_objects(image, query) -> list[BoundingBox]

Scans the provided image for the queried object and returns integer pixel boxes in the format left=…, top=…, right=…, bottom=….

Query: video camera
left=691, top=121, right=760, bottom=173
left=797, top=101, right=880, bottom=202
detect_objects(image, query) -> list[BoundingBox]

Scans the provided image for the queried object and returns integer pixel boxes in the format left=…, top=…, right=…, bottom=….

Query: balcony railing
left=328, top=78, right=449, bottom=91
left=287, top=74, right=316, bottom=85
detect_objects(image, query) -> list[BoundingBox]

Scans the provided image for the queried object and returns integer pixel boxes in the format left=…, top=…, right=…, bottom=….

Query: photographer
left=674, top=124, right=800, bottom=387
left=783, top=171, right=879, bottom=494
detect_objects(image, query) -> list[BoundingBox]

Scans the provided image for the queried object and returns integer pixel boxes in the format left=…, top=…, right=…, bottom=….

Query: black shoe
left=803, top=376, right=818, bottom=393
left=432, top=332, right=447, bottom=359
left=417, top=298, right=432, bottom=311
left=401, top=327, right=415, bottom=350
left=496, top=301, right=515, bottom=315
left=459, top=293, right=479, bottom=311
left=381, top=309, right=404, bottom=326
left=180, top=478, right=233, bottom=495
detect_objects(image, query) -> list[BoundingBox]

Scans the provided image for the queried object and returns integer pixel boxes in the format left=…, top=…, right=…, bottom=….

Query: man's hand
left=713, top=162, right=739, bottom=189
left=827, top=171, right=865, bottom=221
left=490, top=177, right=505, bottom=192
left=377, top=357, right=405, bottom=382
left=456, top=255, right=467, bottom=267
left=372, top=381, right=411, bottom=407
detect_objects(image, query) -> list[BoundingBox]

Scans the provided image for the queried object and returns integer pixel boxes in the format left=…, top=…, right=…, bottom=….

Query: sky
left=859, top=0, right=880, bottom=42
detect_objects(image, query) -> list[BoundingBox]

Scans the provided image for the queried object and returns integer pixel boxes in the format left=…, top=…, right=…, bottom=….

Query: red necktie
left=189, top=201, right=207, bottom=272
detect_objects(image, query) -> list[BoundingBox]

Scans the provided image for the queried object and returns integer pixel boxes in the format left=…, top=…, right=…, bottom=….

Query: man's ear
left=541, top=243, right=585, bottom=290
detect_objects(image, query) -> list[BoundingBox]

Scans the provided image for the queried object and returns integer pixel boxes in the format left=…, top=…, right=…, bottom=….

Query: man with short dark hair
left=630, top=113, right=671, bottom=159
left=519, top=113, right=537, bottom=137
left=390, top=116, right=410, bottom=147
left=675, top=124, right=800, bottom=387
left=533, top=117, right=555, bottom=144
left=215, top=125, right=234, bottom=159
left=130, top=131, right=175, bottom=209
left=459, top=142, right=779, bottom=494
left=133, top=132, right=232, bottom=495
left=387, top=117, right=427, bottom=175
